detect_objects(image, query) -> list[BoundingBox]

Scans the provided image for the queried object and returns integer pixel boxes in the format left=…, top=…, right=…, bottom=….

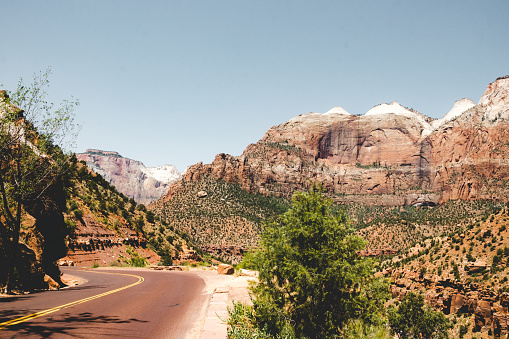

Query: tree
left=388, top=292, right=452, bottom=339
left=250, top=184, right=390, bottom=338
left=0, top=69, right=78, bottom=293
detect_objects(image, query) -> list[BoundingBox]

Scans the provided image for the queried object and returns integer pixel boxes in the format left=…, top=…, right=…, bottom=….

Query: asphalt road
left=0, top=267, right=208, bottom=338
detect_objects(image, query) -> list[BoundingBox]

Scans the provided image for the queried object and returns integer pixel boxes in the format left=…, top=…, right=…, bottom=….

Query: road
left=0, top=267, right=210, bottom=338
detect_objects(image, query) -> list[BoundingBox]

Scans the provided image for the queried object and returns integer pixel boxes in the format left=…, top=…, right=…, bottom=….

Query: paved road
left=0, top=267, right=208, bottom=338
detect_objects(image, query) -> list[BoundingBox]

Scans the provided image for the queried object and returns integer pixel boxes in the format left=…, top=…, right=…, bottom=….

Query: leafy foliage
left=124, top=246, right=147, bottom=267
left=248, top=184, right=390, bottom=338
left=0, top=69, right=78, bottom=293
left=388, top=292, right=452, bottom=339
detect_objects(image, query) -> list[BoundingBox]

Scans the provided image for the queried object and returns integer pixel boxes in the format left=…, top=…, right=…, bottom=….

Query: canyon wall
left=77, top=150, right=181, bottom=205
left=177, top=76, right=509, bottom=207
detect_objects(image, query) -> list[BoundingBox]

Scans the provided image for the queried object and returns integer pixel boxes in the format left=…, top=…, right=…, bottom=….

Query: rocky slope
left=59, top=159, right=201, bottom=267
left=150, top=175, right=289, bottom=264
left=383, top=205, right=509, bottom=336
left=77, top=149, right=181, bottom=205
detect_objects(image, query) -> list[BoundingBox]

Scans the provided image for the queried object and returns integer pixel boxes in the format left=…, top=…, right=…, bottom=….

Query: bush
left=158, top=247, right=173, bottom=266
left=125, top=246, right=147, bottom=267
left=227, top=302, right=285, bottom=339
left=249, top=184, right=390, bottom=338
left=72, top=209, right=83, bottom=220
left=388, top=292, right=452, bottom=339
left=146, top=210, right=156, bottom=224
left=459, top=324, right=469, bottom=338
left=68, top=200, right=79, bottom=212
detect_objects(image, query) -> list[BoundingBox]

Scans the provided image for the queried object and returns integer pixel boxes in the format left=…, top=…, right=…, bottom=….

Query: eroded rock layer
left=177, top=76, right=509, bottom=206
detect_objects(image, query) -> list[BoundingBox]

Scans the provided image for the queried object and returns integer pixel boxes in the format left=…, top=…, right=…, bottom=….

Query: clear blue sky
left=1, top=1, right=508, bottom=171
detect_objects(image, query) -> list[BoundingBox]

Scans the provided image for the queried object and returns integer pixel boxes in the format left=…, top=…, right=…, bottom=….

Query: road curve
left=0, top=267, right=208, bottom=338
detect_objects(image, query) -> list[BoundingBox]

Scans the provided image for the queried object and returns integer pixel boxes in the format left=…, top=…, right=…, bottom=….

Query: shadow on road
left=1, top=312, right=149, bottom=338
left=0, top=295, right=33, bottom=303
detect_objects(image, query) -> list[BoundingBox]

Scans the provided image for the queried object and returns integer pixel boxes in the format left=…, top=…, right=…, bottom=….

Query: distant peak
left=455, top=98, right=476, bottom=105
left=325, top=106, right=351, bottom=115
left=447, top=98, right=476, bottom=114
left=365, top=102, right=413, bottom=116
left=84, top=149, right=123, bottom=158
left=479, top=75, right=509, bottom=121
left=431, top=98, right=476, bottom=130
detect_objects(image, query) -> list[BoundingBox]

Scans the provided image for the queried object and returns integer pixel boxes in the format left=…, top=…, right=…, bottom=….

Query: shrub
left=146, top=211, right=156, bottom=224
left=72, top=209, right=83, bottom=220
left=388, top=292, right=452, bottom=339
left=125, top=246, right=147, bottom=267
left=249, top=184, right=390, bottom=338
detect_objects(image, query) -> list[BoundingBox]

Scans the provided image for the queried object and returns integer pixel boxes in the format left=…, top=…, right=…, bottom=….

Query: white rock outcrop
left=479, top=76, right=509, bottom=122
left=431, top=98, right=476, bottom=130
left=365, top=102, right=433, bottom=136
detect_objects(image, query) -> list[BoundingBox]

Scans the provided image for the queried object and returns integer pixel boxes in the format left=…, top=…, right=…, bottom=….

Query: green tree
left=0, top=69, right=78, bottom=293
left=250, top=184, right=390, bottom=338
left=146, top=210, right=155, bottom=224
left=388, top=292, right=452, bottom=339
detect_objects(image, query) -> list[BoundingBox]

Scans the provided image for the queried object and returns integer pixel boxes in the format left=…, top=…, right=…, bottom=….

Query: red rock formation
left=169, top=76, right=509, bottom=207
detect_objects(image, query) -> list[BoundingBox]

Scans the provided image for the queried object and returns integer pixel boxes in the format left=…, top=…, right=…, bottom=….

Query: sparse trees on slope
left=0, top=69, right=78, bottom=293
left=249, top=184, right=390, bottom=338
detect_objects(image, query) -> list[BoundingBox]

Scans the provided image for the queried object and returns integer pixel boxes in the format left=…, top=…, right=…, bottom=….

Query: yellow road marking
left=0, top=271, right=144, bottom=329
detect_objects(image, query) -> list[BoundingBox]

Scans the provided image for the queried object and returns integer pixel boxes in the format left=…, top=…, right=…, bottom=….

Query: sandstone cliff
left=175, top=76, right=509, bottom=206
left=77, top=149, right=181, bottom=205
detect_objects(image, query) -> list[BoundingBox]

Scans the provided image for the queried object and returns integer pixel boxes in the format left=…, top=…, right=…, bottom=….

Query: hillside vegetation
left=150, top=175, right=290, bottom=263
left=347, top=200, right=502, bottom=251
left=380, top=205, right=509, bottom=337
left=54, top=157, right=203, bottom=267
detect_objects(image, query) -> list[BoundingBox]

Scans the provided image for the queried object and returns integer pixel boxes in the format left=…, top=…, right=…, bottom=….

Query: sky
left=1, top=1, right=508, bottom=171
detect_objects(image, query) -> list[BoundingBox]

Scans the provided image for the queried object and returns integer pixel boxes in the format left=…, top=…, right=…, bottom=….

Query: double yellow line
left=0, top=271, right=144, bottom=329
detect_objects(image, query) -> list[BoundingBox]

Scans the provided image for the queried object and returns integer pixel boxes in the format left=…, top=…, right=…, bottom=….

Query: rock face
left=61, top=213, right=159, bottom=267
left=77, top=149, right=181, bottom=205
left=175, top=76, right=509, bottom=206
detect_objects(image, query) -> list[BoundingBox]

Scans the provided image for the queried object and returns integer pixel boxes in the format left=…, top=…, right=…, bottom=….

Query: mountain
left=150, top=76, right=509, bottom=263
left=167, top=76, right=509, bottom=205
left=76, top=149, right=181, bottom=205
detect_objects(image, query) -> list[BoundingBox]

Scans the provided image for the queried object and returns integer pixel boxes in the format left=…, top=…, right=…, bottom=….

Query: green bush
left=68, top=200, right=79, bottom=212
left=248, top=184, right=390, bottom=338
left=72, top=209, right=83, bottom=220
left=388, top=292, right=452, bottom=339
left=227, top=301, right=292, bottom=339
left=146, top=210, right=156, bottom=224
left=125, top=246, right=147, bottom=267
